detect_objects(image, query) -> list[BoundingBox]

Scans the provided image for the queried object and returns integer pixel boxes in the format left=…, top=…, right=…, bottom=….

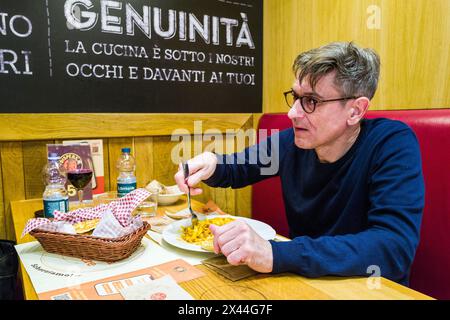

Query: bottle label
left=117, top=182, right=137, bottom=197
left=43, top=199, right=69, bottom=218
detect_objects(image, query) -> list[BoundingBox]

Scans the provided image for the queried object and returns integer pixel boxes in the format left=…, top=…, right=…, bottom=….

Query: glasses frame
left=283, top=89, right=359, bottom=114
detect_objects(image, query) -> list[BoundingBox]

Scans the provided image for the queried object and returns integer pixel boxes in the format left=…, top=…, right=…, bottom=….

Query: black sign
left=0, top=0, right=262, bottom=113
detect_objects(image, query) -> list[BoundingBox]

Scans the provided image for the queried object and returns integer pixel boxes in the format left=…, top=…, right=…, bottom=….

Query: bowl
left=150, top=185, right=184, bottom=206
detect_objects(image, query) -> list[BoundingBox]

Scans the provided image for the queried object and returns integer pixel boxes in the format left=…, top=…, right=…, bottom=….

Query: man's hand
left=209, top=220, right=273, bottom=273
left=174, top=152, right=218, bottom=196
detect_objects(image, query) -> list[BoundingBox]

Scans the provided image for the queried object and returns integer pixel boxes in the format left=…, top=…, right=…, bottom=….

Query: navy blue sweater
left=205, top=118, right=424, bottom=285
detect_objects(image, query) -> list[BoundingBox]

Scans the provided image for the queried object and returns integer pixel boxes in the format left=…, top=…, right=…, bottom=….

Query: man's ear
left=347, top=97, right=370, bottom=125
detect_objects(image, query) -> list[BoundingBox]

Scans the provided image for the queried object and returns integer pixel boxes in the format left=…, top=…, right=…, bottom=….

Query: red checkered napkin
left=22, top=188, right=151, bottom=237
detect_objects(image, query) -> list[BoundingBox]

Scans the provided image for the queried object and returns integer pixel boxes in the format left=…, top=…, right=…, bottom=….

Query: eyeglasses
left=283, top=89, right=358, bottom=114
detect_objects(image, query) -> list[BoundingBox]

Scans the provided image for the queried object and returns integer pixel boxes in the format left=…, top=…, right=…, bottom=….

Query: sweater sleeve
left=204, top=129, right=292, bottom=189
left=270, top=128, right=425, bottom=284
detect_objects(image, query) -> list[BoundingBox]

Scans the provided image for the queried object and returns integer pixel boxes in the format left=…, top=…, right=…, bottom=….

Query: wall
left=2, top=0, right=449, bottom=240
left=263, top=0, right=450, bottom=113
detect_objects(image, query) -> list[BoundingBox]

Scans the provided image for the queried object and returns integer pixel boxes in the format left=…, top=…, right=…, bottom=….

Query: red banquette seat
left=251, top=109, right=450, bottom=299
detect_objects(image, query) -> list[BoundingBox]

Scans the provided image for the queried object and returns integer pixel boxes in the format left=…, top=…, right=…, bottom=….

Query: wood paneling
left=196, top=132, right=234, bottom=215
left=0, top=151, right=4, bottom=239
left=0, top=115, right=254, bottom=240
left=235, top=116, right=254, bottom=218
left=102, top=141, right=111, bottom=193
left=263, top=0, right=450, bottom=113
left=0, top=142, right=26, bottom=241
left=152, top=136, right=181, bottom=186
left=5, top=0, right=447, bottom=240
left=134, top=137, right=154, bottom=188
left=23, top=141, right=52, bottom=199
left=0, top=114, right=253, bottom=141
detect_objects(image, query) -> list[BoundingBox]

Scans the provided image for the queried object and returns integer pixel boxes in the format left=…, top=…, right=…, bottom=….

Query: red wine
left=67, top=169, right=93, bottom=189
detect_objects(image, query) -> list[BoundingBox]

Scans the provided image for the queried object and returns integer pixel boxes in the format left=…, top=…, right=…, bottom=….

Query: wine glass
left=67, top=161, right=93, bottom=205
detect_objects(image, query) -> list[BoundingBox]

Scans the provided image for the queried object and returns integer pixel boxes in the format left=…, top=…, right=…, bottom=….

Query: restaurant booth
left=0, top=0, right=449, bottom=301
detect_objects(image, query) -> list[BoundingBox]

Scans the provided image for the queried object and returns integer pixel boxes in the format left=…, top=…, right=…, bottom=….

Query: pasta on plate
left=181, top=217, right=234, bottom=247
left=162, top=215, right=275, bottom=253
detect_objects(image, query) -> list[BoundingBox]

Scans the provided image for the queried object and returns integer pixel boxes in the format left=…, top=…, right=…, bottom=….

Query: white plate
left=162, top=215, right=276, bottom=253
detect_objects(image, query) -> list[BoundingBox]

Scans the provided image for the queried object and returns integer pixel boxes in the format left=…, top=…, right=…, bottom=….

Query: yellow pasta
left=181, top=217, right=234, bottom=245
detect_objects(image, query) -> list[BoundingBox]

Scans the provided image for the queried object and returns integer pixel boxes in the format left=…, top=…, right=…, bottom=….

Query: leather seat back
left=252, top=109, right=450, bottom=299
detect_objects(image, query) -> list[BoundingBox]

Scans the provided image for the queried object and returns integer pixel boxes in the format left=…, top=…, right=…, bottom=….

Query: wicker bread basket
left=29, top=222, right=150, bottom=262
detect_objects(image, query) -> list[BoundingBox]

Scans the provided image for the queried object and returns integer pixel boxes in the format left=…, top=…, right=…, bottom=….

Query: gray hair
left=293, top=42, right=380, bottom=99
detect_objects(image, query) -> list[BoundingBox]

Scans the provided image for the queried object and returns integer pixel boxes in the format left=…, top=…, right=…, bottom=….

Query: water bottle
left=42, top=153, right=69, bottom=218
left=117, top=147, right=136, bottom=197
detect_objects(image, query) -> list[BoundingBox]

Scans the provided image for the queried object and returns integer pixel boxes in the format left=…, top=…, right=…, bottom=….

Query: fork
left=182, top=161, right=198, bottom=224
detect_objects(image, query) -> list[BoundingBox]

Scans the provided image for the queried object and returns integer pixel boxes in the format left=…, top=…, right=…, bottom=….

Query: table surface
left=11, top=196, right=434, bottom=300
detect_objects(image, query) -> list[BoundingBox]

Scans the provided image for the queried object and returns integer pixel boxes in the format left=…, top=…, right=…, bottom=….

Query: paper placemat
left=16, top=237, right=191, bottom=294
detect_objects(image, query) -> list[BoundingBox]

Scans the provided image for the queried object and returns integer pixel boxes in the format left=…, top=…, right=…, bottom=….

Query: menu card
left=38, top=259, right=203, bottom=300
left=63, top=139, right=104, bottom=195
left=47, top=144, right=93, bottom=202
left=119, top=275, right=194, bottom=300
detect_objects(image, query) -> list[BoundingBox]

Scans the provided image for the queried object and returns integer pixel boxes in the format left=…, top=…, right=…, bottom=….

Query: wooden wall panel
left=1, top=142, right=26, bottom=241
left=102, top=140, right=111, bottom=193
left=0, top=151, right=4, bottom=239
left=208, top=187, right=236, bottom=216
left=22, top=141, right=53, bottom=199
left=152, top=136, right=180, bottom=187
left=195, top=115, right=254, bottom=217
left=193, top=133, right=224, bottom=213
left=207, top=134, right=237, bottom=216
left=0, top=113, right=254, bottom=240
left=0, top=114, right=253, bottom=141
left=235, top=116, right=254, bottom=218
left=263, top=0, right=450, bottom=113
left=134, top=137, right=154, bottom=188
left=194, top=135, right=223, bottom=213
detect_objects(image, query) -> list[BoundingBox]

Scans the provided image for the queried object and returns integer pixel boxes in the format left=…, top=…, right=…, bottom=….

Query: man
left=174, top=42, right=424, bottom=285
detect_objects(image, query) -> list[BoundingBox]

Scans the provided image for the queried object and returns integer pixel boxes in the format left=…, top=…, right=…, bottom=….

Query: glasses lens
left=284, top=92, right=295, bottom=108
left=301, top=96, right=317, bottom=113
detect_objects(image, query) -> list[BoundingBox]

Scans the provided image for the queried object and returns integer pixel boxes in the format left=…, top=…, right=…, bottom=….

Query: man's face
left=287, top=72, right=353, bottom=150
